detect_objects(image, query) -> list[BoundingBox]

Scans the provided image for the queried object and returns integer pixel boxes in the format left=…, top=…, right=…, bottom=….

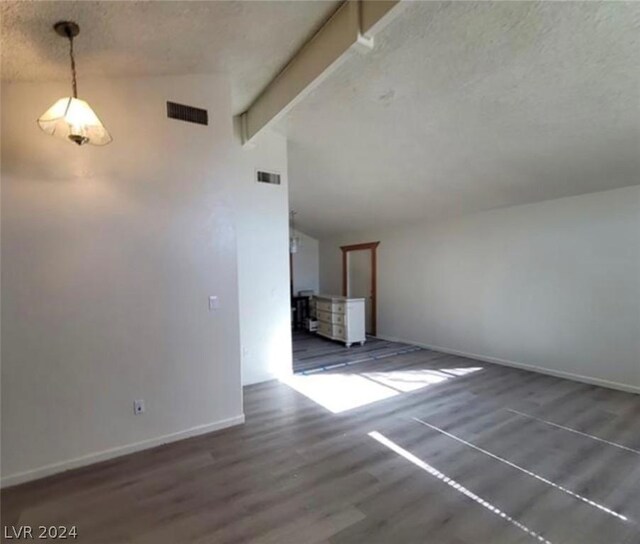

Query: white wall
left=320, top=186, right=640, bottom=392
left=0, top=74, right=289, bottom=486
left=291, top=229, right=320, bottom=296
left=236, top=130, right=293, bottom=386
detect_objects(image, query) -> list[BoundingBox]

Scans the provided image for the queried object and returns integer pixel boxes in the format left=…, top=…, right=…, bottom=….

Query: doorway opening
left=341, top=241, right=380, bottom=336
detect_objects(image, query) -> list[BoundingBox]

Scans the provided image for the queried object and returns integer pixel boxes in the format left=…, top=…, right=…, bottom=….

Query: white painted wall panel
left=320, top=186, right=640, bottom=392
left=237, top=131, right=293, bottom=386
left=0, top=74, right=289, bottom=485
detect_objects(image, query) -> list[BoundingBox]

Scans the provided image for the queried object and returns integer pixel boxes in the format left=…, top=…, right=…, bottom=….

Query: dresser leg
left=345, top=342, right=352, bottom=348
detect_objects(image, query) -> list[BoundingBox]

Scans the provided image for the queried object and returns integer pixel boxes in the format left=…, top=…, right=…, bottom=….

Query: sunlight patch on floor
left=281, top=367, right=482, bottom=413
left=413, top=416, right=629, bottom=522
left=369, top=431, right=553, bottom=544
left=364, top=369, right=449, bottom=392
left=440, top=366, right=483, bottom=377
left=282, top=373, right=397, bottom=413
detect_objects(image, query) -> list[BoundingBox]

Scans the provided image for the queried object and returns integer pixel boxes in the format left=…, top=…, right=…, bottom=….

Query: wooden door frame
left=341, top=241, right=380, bottom=336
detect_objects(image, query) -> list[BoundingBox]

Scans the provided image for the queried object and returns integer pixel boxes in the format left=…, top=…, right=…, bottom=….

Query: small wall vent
left=166, top=101, right=208, bottom=125
left=256, top=170, right=281, bottom=185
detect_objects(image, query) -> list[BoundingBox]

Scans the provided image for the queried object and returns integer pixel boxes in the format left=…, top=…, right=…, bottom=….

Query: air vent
left=166, top=101, right=208, bottom=125
left=256, top=170, right=281, bottom=185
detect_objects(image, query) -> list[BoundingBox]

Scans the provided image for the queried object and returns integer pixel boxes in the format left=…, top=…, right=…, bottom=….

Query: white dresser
left=313, top=294, right=366, bottom=347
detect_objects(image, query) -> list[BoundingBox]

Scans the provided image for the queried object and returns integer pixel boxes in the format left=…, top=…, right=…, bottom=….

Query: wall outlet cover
left=133, top=399, right=145, bottom=415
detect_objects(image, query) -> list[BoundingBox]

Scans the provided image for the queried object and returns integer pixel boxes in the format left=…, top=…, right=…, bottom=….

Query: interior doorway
left=341, top=242, right=380, bottom=336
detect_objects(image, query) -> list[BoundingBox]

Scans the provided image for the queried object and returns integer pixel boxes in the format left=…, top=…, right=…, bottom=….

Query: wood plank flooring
left=292, top=331, right=420, bottom=373
left=2, top=342, right=640, bottom=543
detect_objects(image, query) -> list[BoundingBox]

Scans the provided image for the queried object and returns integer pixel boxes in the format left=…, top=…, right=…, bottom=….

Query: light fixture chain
left=67, top=30, right=78, bottom=98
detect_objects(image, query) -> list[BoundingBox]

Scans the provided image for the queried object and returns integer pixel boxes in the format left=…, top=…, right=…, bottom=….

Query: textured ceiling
left=3, top=1, right=639, bottom=238
left=282, top=1, right=640, bottom=237
left=0, top=0, right=340, bottom=113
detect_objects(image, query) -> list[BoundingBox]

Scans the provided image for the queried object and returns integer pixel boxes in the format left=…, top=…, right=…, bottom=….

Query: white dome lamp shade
left=37, top=21, right=112, bottom=146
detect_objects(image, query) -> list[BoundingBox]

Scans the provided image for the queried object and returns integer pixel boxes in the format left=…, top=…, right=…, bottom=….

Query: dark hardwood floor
left=2, top=341, right=640, bottom=543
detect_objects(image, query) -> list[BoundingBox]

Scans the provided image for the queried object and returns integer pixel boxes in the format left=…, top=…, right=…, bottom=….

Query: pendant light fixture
left=37, top=21, right=112, bottom=146
left=289, top=211, right=301, bottom=254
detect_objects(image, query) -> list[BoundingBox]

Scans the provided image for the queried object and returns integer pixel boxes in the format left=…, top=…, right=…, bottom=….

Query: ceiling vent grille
left=166, top=101, right=208, bottom=125
left=256, top=170, right=281, bottom=185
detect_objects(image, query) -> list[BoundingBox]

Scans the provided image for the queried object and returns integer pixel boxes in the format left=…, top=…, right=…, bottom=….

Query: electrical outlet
left=209, top=295, right=220, bottom=311
left=133, top=399, right=145, bottom=415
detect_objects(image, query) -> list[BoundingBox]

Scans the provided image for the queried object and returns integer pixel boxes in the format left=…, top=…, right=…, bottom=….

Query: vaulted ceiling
left=2, top=1, right=638, bottom=239
left=282, top=1, right=640, bottom=237
left=0, top=0, right=339, bottom=114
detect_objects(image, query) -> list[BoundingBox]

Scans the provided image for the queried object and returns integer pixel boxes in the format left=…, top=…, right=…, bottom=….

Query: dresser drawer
left=316, top=300, right=333, bottom=313
left=317, top=310, right=346, bottom=325
left=316, top=309, right=332, bottom=324
left=317, top=320, right=332, bottom=337
left=315, top=300, right=346, bottom=314
left=317, top=321, right=345, bottom=340
left=333, top=312, right=345, bottom=325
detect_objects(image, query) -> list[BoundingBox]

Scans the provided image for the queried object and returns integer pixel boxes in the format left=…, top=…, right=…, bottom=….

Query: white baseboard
left=378, top=334, right=640, bottom=395
left=1, top=414, right=245, bottom=489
